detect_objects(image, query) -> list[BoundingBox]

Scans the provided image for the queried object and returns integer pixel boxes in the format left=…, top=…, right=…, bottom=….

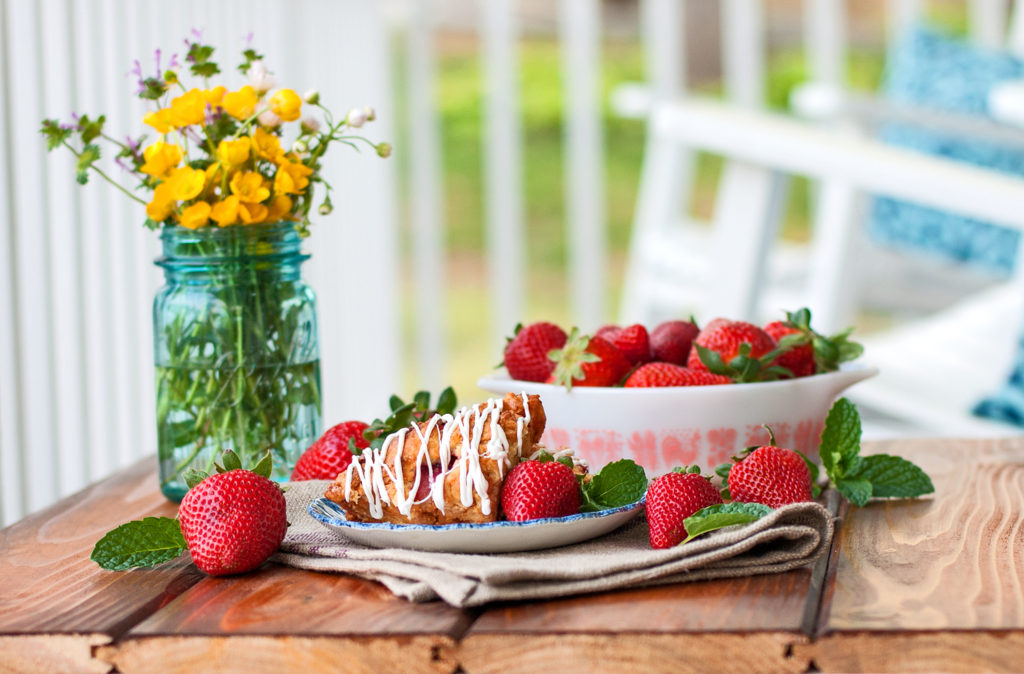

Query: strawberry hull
left=478, top=366, right=877, bottom=477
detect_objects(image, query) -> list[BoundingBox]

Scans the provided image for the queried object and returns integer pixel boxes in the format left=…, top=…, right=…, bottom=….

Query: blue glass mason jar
left=153, top=223, right=322, bottom=501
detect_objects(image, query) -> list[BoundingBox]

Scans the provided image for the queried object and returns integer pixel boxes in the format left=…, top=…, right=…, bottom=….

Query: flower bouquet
left=42, top=34, right=390, bottom=500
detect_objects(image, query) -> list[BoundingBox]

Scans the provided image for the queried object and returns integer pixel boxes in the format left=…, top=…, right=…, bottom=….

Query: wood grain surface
left=0, top=459, right=202, bottom=674
left=800, top=436, right=1024, bottom=672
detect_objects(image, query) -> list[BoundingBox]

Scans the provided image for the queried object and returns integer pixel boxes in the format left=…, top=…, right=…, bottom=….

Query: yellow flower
left=251, top=127, right=284, bottom=163
left=167, top=167, right=206, bottom=201
left=229, top=171, right=270, bottom=204
left=143, top=108, right=173, bottom=133
left=273, top=159, right=313, bottom=195
left=238, top=201, right=269, bottom=225
left=145, top=181, right=176, bottom=221
left=217, top=138, right=251, bottom=167
left=180, top=201, right=211, bottom=230
left=265, top=194, right=293, bottom=222
left=204, top=86, right=226, bottom=107
left=269, top=88, right=302, bottom=122
left=140, top=141, right=183, bottom=178
left=210, top=195, right=240, bottom=227
left=221, top=85, right=259, bottom=120
left=169, top=88, right=206, bottom=127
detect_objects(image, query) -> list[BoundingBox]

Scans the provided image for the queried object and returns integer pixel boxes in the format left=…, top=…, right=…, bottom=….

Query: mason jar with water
left=153, top=223, right=322, bottom=501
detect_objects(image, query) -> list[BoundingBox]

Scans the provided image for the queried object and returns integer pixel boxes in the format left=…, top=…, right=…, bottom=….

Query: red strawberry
left=726, top=445, right=814, bottom=508
left=624, top=362, right=733, bottom=387
left=610, top=323, right=652, bottom=365
left=291, top=420, right=370, bottom=481
left=504, top=322, right=568, bottom=382
left=549, top=328, right=631, bottom=388
left=687, top=319, right=781, bottom=382
left=595, top=324, right=621, bottom=341
left=645, top=469, right=724, bottom=548
left=764, top=320, right=815, bottom=378
left=501, top=460, right=581, bottom=521
left=650, top=320, right=699, bottom=365
left=178, top=468, right=288, bottom=576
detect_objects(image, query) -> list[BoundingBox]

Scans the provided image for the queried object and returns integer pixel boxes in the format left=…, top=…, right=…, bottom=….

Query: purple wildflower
left=114, top=156, right=132, bottom=172
left=154, top=48, right=162, bottom=74
left=244, top=31, right=254, bottom=47
left=204, top=105, right=222, bottom=126
left=168, top=53, right=180, bottom=70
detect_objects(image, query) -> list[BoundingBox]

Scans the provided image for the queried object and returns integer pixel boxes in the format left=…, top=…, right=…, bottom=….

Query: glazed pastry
left=325, top=392, right=546, bottom=525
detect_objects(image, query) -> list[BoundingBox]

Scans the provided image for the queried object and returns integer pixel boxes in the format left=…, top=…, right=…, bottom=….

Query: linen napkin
left=272, top=480, right=835, bottom=608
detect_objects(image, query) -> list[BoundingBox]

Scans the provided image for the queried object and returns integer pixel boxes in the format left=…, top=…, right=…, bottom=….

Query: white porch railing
left=1, top=0, right=1017, bottom=527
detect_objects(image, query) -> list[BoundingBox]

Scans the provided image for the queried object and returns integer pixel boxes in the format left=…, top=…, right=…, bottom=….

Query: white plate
left=308, top=497, right=646, bottom=554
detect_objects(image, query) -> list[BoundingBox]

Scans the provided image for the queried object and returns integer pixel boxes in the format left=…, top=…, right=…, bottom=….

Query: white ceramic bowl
left=478, top=366, right=878, bottom=477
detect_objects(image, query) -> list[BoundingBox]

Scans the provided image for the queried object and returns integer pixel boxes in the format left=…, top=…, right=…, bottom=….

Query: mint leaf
left=819, top=397, right=861, bottom=480
left=682, top=502, right=773, bottom=543
left=848, top=454, right=934, bottom=499
left=835, top=476, right=872, bottom=507
left=91, top=517, right=186, bottom=571
left=579, top=459, right=646, bottom=512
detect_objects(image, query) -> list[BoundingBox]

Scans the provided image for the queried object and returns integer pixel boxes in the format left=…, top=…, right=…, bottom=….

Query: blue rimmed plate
left=308, top=497, right=646, bottom=553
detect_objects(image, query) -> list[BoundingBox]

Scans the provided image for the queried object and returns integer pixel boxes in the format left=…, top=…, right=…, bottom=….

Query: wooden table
left=2, top=437, right=1023, bottom=674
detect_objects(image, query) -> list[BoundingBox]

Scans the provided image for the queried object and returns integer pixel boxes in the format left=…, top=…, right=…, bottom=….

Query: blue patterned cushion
left=974, top=332, right=1024, bottom=426
left=869, top=27, right=1024, bottom=275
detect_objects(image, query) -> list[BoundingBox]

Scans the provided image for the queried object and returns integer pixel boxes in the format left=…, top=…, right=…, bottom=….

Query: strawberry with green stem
left=766, top=308, right=863, bottom=375
left=548, top=327, right=631, bottom=389
left=687, top=319, right=794, bottom=382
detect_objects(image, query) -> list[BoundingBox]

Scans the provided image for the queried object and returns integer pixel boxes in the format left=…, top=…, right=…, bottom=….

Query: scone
left=325, top=392, right=546, bottom=524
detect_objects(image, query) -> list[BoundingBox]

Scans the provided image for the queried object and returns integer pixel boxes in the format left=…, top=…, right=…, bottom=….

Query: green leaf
left=75, top=143, right=101, bottom=184
left=579, top=459, right=646, bottom=512
left=436, top=387, right=457, bottom=415
left=39, top=119, right=72, bottom=151
left=90, top=517, right=186, bottom=571
left=79, top=114, right=105, bottom=144
left=847, top=454, right=934, bottom=500
left=190, top=62, right=220, bottom=78
left=184, top=469, right=208, bottom=490
left=138, top=77, right=168, bottom=100
left=221, top=450, right=242, bottom=472
left=347, top=436, right=363, bottom=456
left=251, top=452, right=273, bottom=479
left=388, top=395, right=404, bottom=412
left=413, top=390, right=431, bottom=413
left=835, top=476, right=873, bottom=507
left=682, top=502, right=773, bottom=544
left=819, top=397, right=861, bottom=481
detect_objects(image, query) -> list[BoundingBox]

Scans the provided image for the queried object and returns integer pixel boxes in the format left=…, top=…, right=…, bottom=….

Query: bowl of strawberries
left=478, top=309, right=876, bottom=477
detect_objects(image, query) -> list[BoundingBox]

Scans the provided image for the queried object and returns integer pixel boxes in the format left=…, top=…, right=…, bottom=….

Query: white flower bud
left=247, top=61, right=276, bottom=94
left=346, top=107, right=368, bottom=128
left=363, top=106, right=376, bottom=122
left=258, top=109, right=282, bottom=128
left=291, top=140, right=308, bottom=154
left=303, top=89, right=320, bottom=105
left=376, top=142, right=392, bottom=158
left=300, top=115, right=321, bottom=134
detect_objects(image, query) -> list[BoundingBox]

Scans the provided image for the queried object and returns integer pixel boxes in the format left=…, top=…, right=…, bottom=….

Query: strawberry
left=687, top=319, right=786, bottom=382
left=548, top=328, right=631, bottom=388
left=645, top=468, right=724, bottom=548
left=178, top=467, right=288, bottom=576
left=610, top=323, right=652, bottom=365
left=624, top=362, right=733, bottom=387
left=764, top=320, right=815, bottom=378
left=725, top=445, right=814, bottom=508
left=595, top=324, right=621, bottom=341
left=503, top=322, right=567, bottom=382
left=501, top=460, right=581, bottom=521
left=649, top=319, right=699, bottom=366
left=291, top=420, right=370, bottom=481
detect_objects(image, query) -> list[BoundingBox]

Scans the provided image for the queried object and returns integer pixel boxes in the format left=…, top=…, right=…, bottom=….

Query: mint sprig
left=820, top=398, right=934, bottom=506
left=90, top=516, right=186, bottom=571
left=580, top=458, right=647, bottom=512
left=682, top=502, right=773, bottom=544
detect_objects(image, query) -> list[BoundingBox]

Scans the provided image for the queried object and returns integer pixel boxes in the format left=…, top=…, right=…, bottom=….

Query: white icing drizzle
left=344, top=394, right=533, bottom=521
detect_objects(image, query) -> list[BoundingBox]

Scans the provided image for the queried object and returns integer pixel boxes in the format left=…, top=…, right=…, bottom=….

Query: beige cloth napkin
left=272, top=480, right=835, bottom=608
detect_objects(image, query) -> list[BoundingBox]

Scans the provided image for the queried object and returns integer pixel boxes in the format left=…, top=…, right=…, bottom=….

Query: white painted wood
left=1008, top=0, right=1024, bottom=55
left=641, top=0, right=685, bottom=98
left=0, top=0, right=25, bottom=525
left=481, top=0, right=524, bottom=345
left=560, top=0, right=605, bottom=329
left=406, top=0, right=446, bottom=392
left=40, top=0, right=90, bottom=497
left=804, top=0, right=846, bottom=86
left=721, top=0, right=764, bottom=107
left=969, top=0, right=1008, bottom=47
left=807, top=180, right=863, bottom=334
left=706, top=163, right=785, bottom=321
left=6, top=0, right=60, bottom=515
left=887, top=0, right=924, bottom=44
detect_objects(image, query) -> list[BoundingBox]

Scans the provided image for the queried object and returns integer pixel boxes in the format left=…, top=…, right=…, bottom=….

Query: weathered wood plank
left=0, top=459, right=202, bottom=673
left=460, top=571, right=818, bottom=673
left=799, top=437, right=1024, bottom=672
left=99, top=564, right=473, bottom=673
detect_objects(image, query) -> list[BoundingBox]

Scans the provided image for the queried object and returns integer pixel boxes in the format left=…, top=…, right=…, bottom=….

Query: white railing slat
left=7, top=0, right=60, bottom=515
left=481, top=0, right=525, bottom=346
left=641, top=0, right=686, bottom=98
left=804, top=0, right=846, bottom=86
left=887, top=0, right=924, bottom=44
left=969, top=0, right=1008, bottom=47
left=560, top=0, right=605, bottom=329
left=722, top=0, right=764, bottom=106
left=407, top=0, right=446, bottom=392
